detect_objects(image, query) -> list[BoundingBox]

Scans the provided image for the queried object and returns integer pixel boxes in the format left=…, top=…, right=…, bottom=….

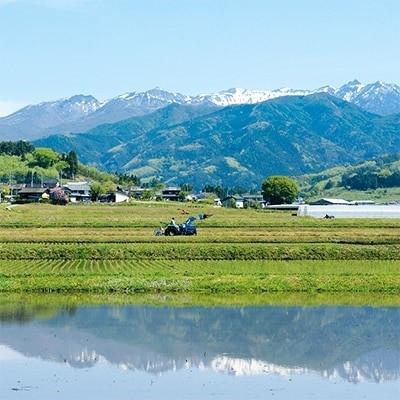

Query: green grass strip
left=2, top=242, right=400, bottom=260
left=0, top=260, right=399, bottom=294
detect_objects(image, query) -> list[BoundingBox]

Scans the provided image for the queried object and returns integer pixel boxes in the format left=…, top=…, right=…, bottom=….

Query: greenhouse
left=297, top=204, right=400, bottom=218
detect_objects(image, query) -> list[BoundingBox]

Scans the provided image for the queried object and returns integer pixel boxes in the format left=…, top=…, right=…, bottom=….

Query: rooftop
left=63, top=182, right=91, bottom=191
left=18, top=187, right=48, bottom=194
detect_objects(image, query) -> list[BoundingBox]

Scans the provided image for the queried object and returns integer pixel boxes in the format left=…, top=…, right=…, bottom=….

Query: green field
left=0, top=203, right=400, bottom=294
left=0, top=259, right=399, bottom=294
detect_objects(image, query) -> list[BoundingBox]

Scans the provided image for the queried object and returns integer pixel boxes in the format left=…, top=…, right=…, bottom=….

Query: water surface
left=0, top=297, right=399, bottom=399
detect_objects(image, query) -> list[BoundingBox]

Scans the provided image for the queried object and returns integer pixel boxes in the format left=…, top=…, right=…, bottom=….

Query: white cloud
left=0, top=100, right=26, bottom=117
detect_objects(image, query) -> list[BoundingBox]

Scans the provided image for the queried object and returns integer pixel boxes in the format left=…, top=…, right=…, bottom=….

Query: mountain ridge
left=35, top=93, right=400, bottom=187
left=3, top=79, right=400, bottom=140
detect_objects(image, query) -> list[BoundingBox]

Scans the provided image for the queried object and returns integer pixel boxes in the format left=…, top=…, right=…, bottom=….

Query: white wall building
left=298, top=204, right=400, bottom=218
left=114, top=191, right=130, bottom=203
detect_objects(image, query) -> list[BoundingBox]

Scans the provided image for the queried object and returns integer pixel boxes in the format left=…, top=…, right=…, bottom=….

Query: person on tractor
left=170, top=217, right=180, bottom=232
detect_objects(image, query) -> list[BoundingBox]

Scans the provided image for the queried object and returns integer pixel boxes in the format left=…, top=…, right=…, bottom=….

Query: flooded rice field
left=0, top=297, right=399, bottom=399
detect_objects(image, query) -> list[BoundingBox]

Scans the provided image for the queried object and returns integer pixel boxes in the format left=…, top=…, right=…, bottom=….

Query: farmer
left=171, top=217, right=178, bottom=227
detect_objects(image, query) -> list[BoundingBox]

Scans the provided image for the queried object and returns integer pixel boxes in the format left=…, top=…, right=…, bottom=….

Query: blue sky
left=0, top=0, right=399, bottom=115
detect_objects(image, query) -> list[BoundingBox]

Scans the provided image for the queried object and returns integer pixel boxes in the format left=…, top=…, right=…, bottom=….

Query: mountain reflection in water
left=0, top=304, right=399, bottom=384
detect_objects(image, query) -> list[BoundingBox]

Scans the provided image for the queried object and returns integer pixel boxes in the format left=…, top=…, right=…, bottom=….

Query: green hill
left=299, top=154, right=400, bottom=202
left=35, top=94, right=400, bottom=187
left=0, top=141, right=116, bottom=187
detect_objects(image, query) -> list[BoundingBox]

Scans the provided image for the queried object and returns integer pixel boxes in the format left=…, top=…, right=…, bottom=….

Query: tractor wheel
left=165, top=227, right=178, bottom=236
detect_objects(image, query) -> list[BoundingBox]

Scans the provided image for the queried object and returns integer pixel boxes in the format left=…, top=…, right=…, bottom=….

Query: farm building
left=221, top=194, right=266, bottom=209
left=298, top=204, right=400, bottom=218
left=100, top=191, right=130, bottom=203
left=131, top=187, right=147, bottom=200
left=162, top=187, right=181, bottom=201
left=242, top=194, right=266, bottom=208
left=310, top=198, right=350, bottom=205
left=214, top=198, right=222, bottom=207
left=221, top=195, right=244, bottom=208
left=266, top=204, right=300, bottom=210
left=63, top=182, right=91, bottom=203
left=16, top=187, right=50, bottom=203
left=10, top=184, right=25, bottom=199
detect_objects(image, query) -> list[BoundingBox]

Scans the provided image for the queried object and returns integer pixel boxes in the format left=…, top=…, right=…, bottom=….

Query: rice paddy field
left=0, top=202, right=400, bottom=294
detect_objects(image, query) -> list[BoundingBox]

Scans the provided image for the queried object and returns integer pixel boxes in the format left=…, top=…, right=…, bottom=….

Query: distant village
left=2, top=179, right=269, bottom=209
left=3, top=179, right=400, bottom=219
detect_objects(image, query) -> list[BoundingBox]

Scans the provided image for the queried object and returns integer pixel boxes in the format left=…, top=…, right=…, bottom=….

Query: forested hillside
left=36, top=94, right=400, bottom=187
left=299, top=154, right=400, bottom=201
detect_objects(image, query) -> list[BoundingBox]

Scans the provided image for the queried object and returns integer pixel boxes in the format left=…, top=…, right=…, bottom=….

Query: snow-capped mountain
left=78, top=88, right=192, bottom=129
left=191, top=80, right=400, bottom=114
left=343, top=80, right=400, bottom=115
left=0, top=95, right=101, bottom=140
left=190, top=87, right=312, bottom=106
left=116, top=87, right=191, bottom=107
left=191, top=80, right=400, bottom=115
left=1, top=80, right=400, bottom=140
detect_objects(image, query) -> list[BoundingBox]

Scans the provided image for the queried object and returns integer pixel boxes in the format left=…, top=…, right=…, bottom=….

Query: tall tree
left=66, top=151, right=78, bottom=179
left=262, top=176, right=299, bottom=205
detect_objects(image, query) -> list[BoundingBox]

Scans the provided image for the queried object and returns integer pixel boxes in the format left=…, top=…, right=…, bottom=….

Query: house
left=214, top=198, right=222, bottom=207
left=310, top=198, right=350, bottom=206
left=41, top=179, right=59, bottom=189
left=100, top=191, right=130, bottom=203
left=221, top=194, right=267, bottom=209
left=162, top=187, right=181, bottom=201
left=10, top=184, right=26, bottom=199
left=221, top=195, right=244, bottom=208
left=63, top=182, right=91, bottom=203
left=16, top=187, right=50, bottom=203
left=242, top=193, right=266, bottom=208
left=130, top=187, right=147, bottom=200
left=114, top=191, right=130, bottom=203
left=185, top=193, right=198, bottom=202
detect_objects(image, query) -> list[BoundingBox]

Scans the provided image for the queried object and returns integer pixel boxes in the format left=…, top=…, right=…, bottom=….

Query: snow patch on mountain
left=191, top=87, right=312, bottom=106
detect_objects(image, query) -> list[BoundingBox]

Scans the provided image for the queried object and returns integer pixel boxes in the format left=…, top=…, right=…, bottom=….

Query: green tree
left=90, top=181, right=103, bottom=201
left=102, top=180, right=116, bottom=193
left=141, top=189, right=154, bottom=200
left=90, top=180, right=116, bottom=201
left=30, top=148, right=59, bottom=169
left=180, top=183, right=193, bottom=192
left=65, top=151, right=78, bottom=179
left=55, top=160, right=69, bottom=175
left=0, top=141, right=35, bottom=157
left=262, top=176, right=299, bottom=205
left=178, top=191, right=188, bottom=202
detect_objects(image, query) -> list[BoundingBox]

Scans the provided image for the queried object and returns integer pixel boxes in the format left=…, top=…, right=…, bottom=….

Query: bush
left=50, top=188, right=69, bottom=205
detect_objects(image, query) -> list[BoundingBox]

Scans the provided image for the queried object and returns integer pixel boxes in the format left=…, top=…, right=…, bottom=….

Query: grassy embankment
left=0, top=202, right=400, bottom=294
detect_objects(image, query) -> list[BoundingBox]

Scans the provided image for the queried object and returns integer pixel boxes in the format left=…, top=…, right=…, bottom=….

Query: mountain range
left=35, top=94, right=400, bottom=187
left=2, top=80, right=400, bottom=140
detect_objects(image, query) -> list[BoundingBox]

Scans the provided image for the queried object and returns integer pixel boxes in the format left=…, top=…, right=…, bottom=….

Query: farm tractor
left=154, top=213, right=212, bottom=236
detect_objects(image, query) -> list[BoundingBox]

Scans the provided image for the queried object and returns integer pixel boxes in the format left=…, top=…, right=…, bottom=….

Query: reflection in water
left=0, top=303, right=399, bottom=384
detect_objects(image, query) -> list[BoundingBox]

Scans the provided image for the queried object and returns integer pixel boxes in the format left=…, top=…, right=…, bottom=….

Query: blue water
left=0, top=301, right=399, bottom=399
